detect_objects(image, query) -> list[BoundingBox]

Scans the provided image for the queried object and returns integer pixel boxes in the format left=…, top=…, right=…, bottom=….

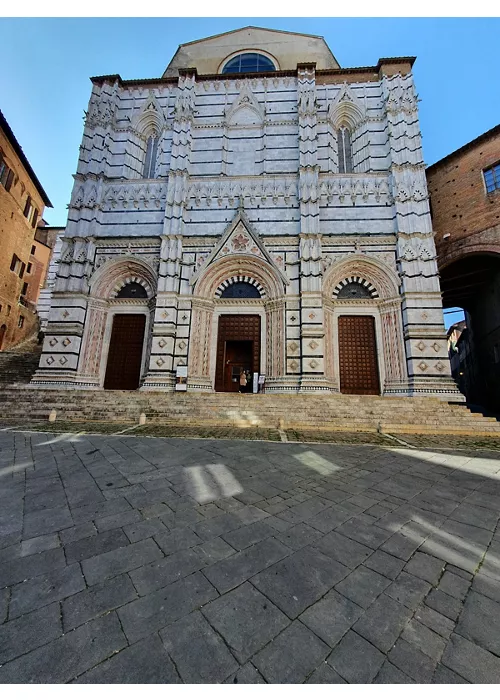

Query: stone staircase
left=0, top=349, right=498, bottom=435
left=0, top=349, right=42, bottom=385
left=0, top=383, right=499, bottom=435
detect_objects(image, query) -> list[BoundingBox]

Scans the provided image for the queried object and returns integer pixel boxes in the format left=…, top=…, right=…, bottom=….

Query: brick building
left=427, top=124, right=500, bottom=410
left=0, top=110, right=52, bottom=350
left=34, top=26, right=459, bottom=400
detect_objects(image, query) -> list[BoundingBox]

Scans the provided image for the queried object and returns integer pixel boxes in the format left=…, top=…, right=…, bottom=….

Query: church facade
left=33, top=26, right=460, bottom=398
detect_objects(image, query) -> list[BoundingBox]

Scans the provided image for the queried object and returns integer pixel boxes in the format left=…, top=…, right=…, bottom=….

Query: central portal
left=215, top=315, right=261, bottom=392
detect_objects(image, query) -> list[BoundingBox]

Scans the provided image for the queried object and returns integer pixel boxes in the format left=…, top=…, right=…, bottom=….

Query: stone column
left=187, top=299, right=214, bottom=392
left=142, top=235, right=183, bottom=391
left=163, top=69, right=196, bottom=237
left=382, top=70, right=461, bottom=400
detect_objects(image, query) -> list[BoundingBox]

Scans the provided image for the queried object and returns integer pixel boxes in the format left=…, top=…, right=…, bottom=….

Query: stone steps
left=0, top=351, right=42, bottom=384
left=0, top=386, right=499, bottom=435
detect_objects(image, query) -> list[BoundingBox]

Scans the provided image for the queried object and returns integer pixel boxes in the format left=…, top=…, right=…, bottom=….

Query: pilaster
left=383, top=72, right=462, bottom=400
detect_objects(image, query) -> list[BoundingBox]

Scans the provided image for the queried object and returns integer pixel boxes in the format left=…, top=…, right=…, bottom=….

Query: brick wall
left=427, top=128, right=500, bottom=259
left=0, top=127, right=46, bottom=349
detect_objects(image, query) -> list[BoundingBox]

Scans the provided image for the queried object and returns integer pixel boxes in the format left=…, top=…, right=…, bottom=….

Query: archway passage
left=104, top=314, right=146, bottom=390
left=440, top=253, right=500, bottom=410
left=338, top=315, right=380, bottom=395
left=215, top=315, right=260, bottom=392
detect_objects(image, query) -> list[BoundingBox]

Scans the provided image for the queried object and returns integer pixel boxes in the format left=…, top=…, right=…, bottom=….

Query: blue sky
left=2, top=17, right=498, bottom=326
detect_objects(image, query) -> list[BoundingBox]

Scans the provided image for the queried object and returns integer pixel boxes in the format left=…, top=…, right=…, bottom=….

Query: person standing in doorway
left=239, top=369, right=247, bottom=393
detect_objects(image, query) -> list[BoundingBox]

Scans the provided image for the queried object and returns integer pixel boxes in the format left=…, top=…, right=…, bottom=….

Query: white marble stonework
left=33, top=27, right=461, bottom=399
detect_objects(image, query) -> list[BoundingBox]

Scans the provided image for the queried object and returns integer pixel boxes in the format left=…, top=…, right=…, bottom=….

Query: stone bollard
left=48, top=409, right=57, bottom=423
left=139, top=413, right=146, bottom=425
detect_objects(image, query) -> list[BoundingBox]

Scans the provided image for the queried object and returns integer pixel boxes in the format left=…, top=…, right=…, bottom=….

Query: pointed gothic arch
left=328, top=84, right=365, bottom=131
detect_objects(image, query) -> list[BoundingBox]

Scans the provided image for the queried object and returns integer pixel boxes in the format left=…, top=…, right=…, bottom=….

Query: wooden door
left=223, top=341, right=253, bottom=392
left=104, top=314, right=146, bottom=390
left=338, top=315, right=380, bottom=395
left=215, top=315, right=260, bottom=392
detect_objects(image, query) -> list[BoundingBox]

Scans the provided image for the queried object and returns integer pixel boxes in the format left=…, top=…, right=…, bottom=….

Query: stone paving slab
left=1, top=428, right=500, bottom=683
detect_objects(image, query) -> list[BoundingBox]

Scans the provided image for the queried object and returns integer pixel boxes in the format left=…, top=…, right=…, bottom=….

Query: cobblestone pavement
left=1, top=429, right=500, bottom=683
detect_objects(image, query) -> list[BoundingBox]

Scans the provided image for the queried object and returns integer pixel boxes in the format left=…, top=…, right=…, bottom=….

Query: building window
left=0, top=156, right=14, bottom=192
left=31, top=208, right=39, bottom=228
left=484, top=163, right=500, bottom=193
left=24, top=195, right=34, bottom=221
left=116, top=282, right=148, bottom=299
left=31, top=245, right=36, bottom=255
left=27, top=263, right=32, bottom=273
left=338, top=127, right=353, bottom=173
left=18, top=315, right=25, bottom=328
left=143, top=134, right=159, bottom=179
left=220, top=282, right=261, bottom=299
left=222, top=53, right=276, bottom=74
left=7, top=305, right=11, bottom=316
left=21, top=282, right=28, bottom=296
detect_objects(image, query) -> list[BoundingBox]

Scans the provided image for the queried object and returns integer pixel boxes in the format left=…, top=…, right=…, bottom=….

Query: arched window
left=143, top=133, right=159, bottom=179
left=337, top=282, right=373, bottom=299
left=222, top=53, right=276, bottom=74
left=337, top=127, right=353, bottom=174
left=116, top=282, right=148, bottom=299
left=220, top=282, right=261, bottom=299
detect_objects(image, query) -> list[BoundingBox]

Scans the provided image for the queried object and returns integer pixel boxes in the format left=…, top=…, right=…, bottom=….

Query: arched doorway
left=439, top=252, right=500, bottom=410
left=189, top=258, right=286, bottom=392
left=79, top=258, right=157, bottom=389
left=323, top=257, right=407, bottom=396
left=0, top=324, right=7, bottom=350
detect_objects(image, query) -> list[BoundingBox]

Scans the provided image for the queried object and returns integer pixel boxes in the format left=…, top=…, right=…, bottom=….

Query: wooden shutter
left=23, top=195, right=31, bottom=217
left=5, top=169, right=14, bottom=191
left=32, top=208, right=39, bottom=228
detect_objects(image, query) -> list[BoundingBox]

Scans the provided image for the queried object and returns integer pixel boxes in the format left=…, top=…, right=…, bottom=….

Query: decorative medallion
left=417, top=341, right=425, bottom=351
left=418, top=362, right=428, bottom=371
left=435, top=362, right=445, bottom=372
left=308, top=312, right=316, bottom=320
left=59, top=357, right=68, bottom=366
left=288, top=341, right=299, bottom=353
left=156, top=358, right=165, bottom=367
left=46, top=356, right=54, bottom=365
left=308, top=340, right=319, bottom=351
left=62, top=310, right=70, bottom=319
left=232, top=233, right=249, bottom=252
left=433, top=343, right=440, bottom=353
left=309, top=359, right=319, bottom=369
left=289, top=360, right=299, bottom=371
left=178, top=341, right=187, bottom=351
left=161, top=311, right=169, bottom=319
left=158, top=339, right=166, bottom=348
left=62, top=338, right=71, bottom=347
left=49, top=338, right=58, bottom=347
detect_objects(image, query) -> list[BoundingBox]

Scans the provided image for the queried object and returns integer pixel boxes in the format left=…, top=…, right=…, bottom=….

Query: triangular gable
left=190, top=209, right=288, bottom=286
left=225, top=81, right=265, bottom=125
left=328, top=83, right=365, bottom=130
left=132, top=91, right=166, bottom=134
